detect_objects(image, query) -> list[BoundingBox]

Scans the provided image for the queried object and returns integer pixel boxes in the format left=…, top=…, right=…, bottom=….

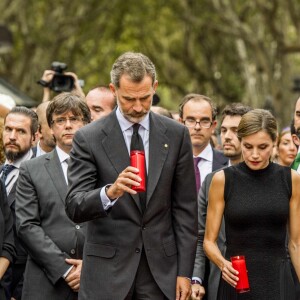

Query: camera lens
left=50, top=74, right=74, bottom=92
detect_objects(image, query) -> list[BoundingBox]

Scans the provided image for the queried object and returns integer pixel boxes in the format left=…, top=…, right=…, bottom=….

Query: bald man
left=85, top=87, right=116, bottom=121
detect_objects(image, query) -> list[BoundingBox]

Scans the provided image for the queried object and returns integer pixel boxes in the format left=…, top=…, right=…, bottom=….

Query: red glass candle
left=130, top=150, right=146, bottom=192
left=230, top=255, right=250, bottom=293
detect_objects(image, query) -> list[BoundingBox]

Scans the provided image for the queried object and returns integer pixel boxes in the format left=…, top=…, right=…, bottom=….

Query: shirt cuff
left=192, top=277, right=202, bottom=285
left=62, top=265, right=73, bottom=279
left=100, top=184, right=118, bottom=210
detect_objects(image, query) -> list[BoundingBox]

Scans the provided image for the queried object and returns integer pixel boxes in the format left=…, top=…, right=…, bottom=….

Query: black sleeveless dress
left=217, top=162, right=297, bottom=300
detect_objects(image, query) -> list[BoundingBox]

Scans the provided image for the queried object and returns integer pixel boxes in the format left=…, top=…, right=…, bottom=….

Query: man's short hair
left=110, top=52, right=156, bottom=88
left=46, top=93, right=91, bottom=127
left=220, top=103, right=253, bottom=123
left=179, top=94, right=217, bottom=120
left=5, top=106, right=38, bottom=136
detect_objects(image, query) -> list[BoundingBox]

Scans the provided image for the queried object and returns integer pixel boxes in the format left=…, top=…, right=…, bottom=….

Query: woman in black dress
left=204, top=109, right=300, bottom=299
left=0, top=180, right=15, bottom=299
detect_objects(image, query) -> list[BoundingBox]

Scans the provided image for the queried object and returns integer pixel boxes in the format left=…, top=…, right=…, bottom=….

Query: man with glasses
left=179, top=94, right=228, bottom=192
left=15, top=93, right=90, bottom=300
left=179, top=94, right=228, bottom=299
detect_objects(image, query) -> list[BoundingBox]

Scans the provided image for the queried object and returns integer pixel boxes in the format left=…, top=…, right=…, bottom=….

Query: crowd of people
left=0, top=52, right=299, bottom=300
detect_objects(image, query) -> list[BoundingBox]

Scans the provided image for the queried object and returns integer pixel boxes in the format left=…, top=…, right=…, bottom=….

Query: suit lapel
left=45, top=150, right=67, bottom=204
left=102, top=114, right=130, bottom=175
left=101, top=113, right=142, bottom=213
left=212, top=149, right=228, bottom=171
left=147, top=113, right=169, bottom=204
left=7, top=183, right=16, bottom=207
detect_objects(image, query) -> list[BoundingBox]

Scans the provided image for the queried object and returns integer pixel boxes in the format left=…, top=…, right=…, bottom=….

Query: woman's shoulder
left=211, top=169, right=226, bottom=185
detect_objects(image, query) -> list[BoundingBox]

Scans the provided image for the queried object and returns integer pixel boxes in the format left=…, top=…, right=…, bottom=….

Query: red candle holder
left=130, top=150, right=146, bottom=192
left=230, top=255, right=250, bottom=293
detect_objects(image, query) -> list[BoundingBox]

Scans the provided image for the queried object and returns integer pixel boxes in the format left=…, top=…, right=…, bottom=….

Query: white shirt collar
left=55, top=146, right=70, bottom=163
left=37, top=141, right=46, bottom=156
left=4, top=149, right=33, bottom=168
left=116, top=107, right=150, bottom=132
left=195, top=143, right=213, bottom=162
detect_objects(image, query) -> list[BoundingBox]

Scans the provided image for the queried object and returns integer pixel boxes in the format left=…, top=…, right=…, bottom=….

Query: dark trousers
left=0, top=286, right=5, bottom=300
left=125, top=249, right=168, bottom=300
left=2, top=263, right=26, bottom=300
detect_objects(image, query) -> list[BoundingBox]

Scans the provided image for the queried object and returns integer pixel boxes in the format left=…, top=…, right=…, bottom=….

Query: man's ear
left=292, top=134, right=300, bottom=146
left=153, top=80, right=158, bottom=92
left=32, top=132, right=39, bottom=144
left=109, top=83, right=117, bottom=96
left=211, top=120, right=217, bottom=130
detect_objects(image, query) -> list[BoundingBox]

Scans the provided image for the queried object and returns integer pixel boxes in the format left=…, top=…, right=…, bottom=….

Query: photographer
left=38, top=63, right=85, bottom=102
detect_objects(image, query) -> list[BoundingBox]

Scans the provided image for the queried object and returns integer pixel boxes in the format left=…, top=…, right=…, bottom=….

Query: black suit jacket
left=192, top=150, right=227, bottom=300
left=0, top=150, right=36, bottom=264
left=65, top=111, right=198, bottom=300
left=193, top=170, right=227, bottom=300
left=15, top=149, right=85, bottom=300
left=212, top=149, right=228, bottom=172
left=0, top=180, right=15, bottom=263
left=0, top=181, right=15, bottom=300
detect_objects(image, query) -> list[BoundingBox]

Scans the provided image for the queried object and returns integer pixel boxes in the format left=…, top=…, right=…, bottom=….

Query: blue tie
left=1, top=164, right=16, bottom=184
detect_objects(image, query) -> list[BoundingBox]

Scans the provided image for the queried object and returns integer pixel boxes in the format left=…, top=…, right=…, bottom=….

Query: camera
left=49, top=61, right=74, bottom=92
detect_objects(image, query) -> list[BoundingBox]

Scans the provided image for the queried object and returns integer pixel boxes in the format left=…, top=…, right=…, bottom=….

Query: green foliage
left=1, top=0, right=300, bottom=126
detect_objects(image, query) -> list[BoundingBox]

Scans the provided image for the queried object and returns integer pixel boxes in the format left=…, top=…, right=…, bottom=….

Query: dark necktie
left=130, top=124, right=144, bottom=151
left=130, top=124, right=147, bottom=212
left=65, top=158, right=70, bottom=166
left=1, top=164, right=16, bottom=184
left=193, top=157, right=201, bottom=194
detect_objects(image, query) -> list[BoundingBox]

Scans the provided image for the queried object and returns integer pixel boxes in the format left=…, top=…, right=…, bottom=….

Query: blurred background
left=1, top=0, right=300, bottom=128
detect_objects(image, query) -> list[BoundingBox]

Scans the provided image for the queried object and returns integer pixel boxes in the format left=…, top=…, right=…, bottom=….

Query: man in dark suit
left=179, top=94, right=228, bottom=186
left=65, top=52, right=198, bottom=300
left=15, top=93, right=91, bottom=299
left=0, top=181, right=15, bottom=300
left=178, top=94, right=228, bottom=299
left=191, top=103, right=253, bottom=300
left=1, top=106, right=38, bottom=300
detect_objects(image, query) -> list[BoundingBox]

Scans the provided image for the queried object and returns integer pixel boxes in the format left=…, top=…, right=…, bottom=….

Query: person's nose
left=194, top=122, right=201, bottom=131
left=252, top=148, right=259, bottom=158
left=132, top=100, right=143, bottom=112
left=224, top=130, right=232, bottom=140
left=9, top=130, right=17, bottom=140
left=65, top=119, right=73, bottom=128
left=288, top=142, right=296, bottom=151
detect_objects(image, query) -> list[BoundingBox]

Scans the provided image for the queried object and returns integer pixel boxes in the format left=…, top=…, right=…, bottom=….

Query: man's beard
left=4, top=145, right=29, bottom=162
left=117, top=97, right=151, bottom=123
left=223, top=149, right=241, bottom=159
left=122, top=111, right=147, bottom=123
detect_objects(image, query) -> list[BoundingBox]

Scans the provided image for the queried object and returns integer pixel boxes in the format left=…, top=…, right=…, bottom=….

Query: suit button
left=75, top=225, right=80, bottom=229
left=70, top=249, right=75, bottom=255
left=135, top=248, right=140, bottom=253
left=142, top=226, right=146, bottom=230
